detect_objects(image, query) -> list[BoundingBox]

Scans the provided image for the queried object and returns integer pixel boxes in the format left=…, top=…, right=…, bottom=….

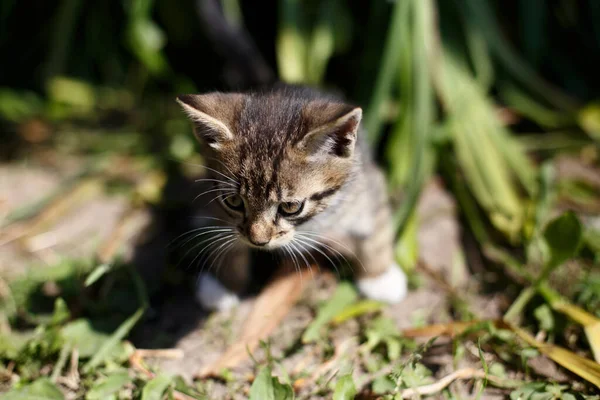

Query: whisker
left=194, top=178, right=238, bottom=188
left=193, top=188, right=236, bottom=203
left=283, top=244, right=302, bottom=285
left=205, top=191, right=238, bottom=206
left=167, top=226, right=231, bottom=248
left=192, top=234, right=236, bottom=273
left=289, top=240, right=314, bottom=281
left=294, top=239, right=321, bottom=274
left=206, top=237, right=237, bottom=274
left=180, top=232, right=234, bottom=269
left=214, top=240, right=237, bottom=275
left=190, top=216, right=231, bottom=224
left=208, top=158, right=239, bottom=183
left=297, top=232, right=364, bottom=273
left=177, top=228, right=234, bottom=251
left=177, top=160, right=238, bottom=185
left=294, top=236, right=342, bottom=278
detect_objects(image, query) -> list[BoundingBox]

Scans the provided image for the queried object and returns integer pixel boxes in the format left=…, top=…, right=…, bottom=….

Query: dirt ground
left=0, top=159, right=594, bottom=399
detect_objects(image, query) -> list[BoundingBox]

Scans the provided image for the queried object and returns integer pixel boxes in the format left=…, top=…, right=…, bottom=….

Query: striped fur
left=178, top=85, right=401, bottom=300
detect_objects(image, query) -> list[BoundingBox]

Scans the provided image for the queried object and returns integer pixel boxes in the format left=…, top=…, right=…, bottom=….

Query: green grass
left=2, top=0, right=600, bottom=398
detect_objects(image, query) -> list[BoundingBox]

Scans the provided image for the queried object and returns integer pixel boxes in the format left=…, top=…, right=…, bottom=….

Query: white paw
left=196, top=273, right=240, bottom=311
left=356, top=264, right=407, bottom=304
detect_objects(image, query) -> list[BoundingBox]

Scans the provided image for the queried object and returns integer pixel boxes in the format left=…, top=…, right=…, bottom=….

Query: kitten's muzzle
left=248, top=238, right=270, bottom=247
left=243, top=220, right=273, bottom=247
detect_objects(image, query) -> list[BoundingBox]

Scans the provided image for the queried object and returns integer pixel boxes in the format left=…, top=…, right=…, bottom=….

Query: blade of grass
left=332, top=300, right=383, bottom=325
left=277, top=0, right=308, bottom=83
left=83, top=307, right=144, bottom=373
left=363, top=0, right=406, bottom=143
left=506, top=322, right=600, bottom=388
left=438, top=49, right=534, bottom=239
left=389, top=0, right=436, bottom=235
left=500, top=85, right=574, bottom=128
left=539, top=283, right=600, bottom=363
left=460, top=0, right=577, bottom=111
left=43, top=0, right=83, bottom=82
left=306, top=0, right=336, bottom=85
left=302, top=282, right=358, bottom=343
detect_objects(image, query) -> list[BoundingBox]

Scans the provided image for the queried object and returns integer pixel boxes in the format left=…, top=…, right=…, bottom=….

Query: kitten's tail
left=195, top=0, right=275, bottom=89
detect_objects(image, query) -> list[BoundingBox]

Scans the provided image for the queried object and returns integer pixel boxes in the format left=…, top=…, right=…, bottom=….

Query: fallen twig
left=133, top=349, right=184, bottom=360
left=400, top=368, right=485, bottom=397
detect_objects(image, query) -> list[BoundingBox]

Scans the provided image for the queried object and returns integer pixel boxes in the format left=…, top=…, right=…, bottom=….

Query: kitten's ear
left=176, top=93, right=244, bottom=150
left=298, top=104, right=362, bottom=159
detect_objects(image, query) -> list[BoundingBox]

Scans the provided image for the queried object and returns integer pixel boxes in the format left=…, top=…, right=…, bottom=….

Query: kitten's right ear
left=176, top=93, right=244, bottom=150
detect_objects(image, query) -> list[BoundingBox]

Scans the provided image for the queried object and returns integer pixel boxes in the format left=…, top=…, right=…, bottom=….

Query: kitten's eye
left=223, top=194, right=244, bottom=211
left=279, top=201, right=304, bottom=216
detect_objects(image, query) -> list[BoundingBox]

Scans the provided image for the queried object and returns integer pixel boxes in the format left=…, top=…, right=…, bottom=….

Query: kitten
left=177, top=85, right=407, bottom=311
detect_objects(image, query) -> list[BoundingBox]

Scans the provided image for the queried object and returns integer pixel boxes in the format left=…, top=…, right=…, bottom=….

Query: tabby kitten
left=177, top=86, right=407, bottom=311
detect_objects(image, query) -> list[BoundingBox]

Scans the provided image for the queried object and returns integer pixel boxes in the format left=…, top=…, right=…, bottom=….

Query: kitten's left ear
left=176, top=93, right=244, bottom=150
left=298, top=104, right=362, bottom=159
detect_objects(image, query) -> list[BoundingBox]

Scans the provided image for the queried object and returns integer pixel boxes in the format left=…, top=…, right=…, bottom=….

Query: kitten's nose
left=247, top=222, right=272, bottom=247
left=249, top=238, right=270, bottom=247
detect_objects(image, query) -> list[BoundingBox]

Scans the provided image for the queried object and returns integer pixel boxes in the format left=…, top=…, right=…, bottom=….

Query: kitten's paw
left=356, top=264, right=407, bottom=304
left=196, top=273, right=240, bottom=311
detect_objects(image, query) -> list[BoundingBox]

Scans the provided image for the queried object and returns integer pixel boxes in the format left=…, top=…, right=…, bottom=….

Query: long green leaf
left=332, top=374, right=357, bottom=400
left=86, top=372, right=132, bottom=400
left=460, top=0, right=576, bottom=110
left=1, top=379, right=64, bottom=400
left=141, top=374, right=173, bottom=400
left=277, top=0, right=308, bottom=83
left=302, top=282, right=358, bottom=343
left=83, top=308, right=144, bottom=373
left=248, top=367, right=294, bottom=400
left=363, top=0, right=406, bottom=142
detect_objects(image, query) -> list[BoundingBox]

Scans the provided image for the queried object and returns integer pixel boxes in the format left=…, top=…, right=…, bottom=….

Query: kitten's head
left=177, top=89, right=361, bottom=249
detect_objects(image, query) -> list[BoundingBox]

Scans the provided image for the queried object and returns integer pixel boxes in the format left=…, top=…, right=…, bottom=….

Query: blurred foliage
left=3, top=0, right=599, bottom=244
left=1, top=0, right=600, bottom=394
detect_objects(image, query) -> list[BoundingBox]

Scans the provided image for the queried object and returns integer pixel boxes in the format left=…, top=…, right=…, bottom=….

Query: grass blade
left=302, top=282, right=358, bottom=343
left=332, top=374, right=357, bottom=400
left=83, top=308, right=144, bottom=373
left=141, top=374, right=173, bottom=400
left=507, top=322, right=600, bottom=388
left=460, top=0, right=576, bottom=110
left=363, top=0, right=406, bottom=143
left=277, top=0, right=308, bottom=83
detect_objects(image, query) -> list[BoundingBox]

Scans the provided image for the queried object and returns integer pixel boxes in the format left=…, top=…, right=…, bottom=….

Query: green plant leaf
left=302, top=282, right=357, bottom=343
left=86, top=372, right=131, bottom=400
left=248, top=367, right=294, bottom=400
left=1, top=378, right=64, bottom=400
left=85, top=264, right=111, bottom=287
left=83, top=308, right=144, bottom=372
left=578, top=102, right=600, bottom=141
left=371, top=375, right=396, bottom=394
left=141, top=374, right=173, bottom=400
left=50, top=298, right=70, bottom=326
left=533, top=304, right=554, bottom=332
left=60, top=319, right=110, bottom=358
left=543, top=211, right=583, bottom=269
left=332, top=374, right=357, bottom=400
left=332, top=300, right=383, bottom=324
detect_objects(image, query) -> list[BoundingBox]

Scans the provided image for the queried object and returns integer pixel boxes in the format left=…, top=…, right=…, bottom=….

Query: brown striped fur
left=178, top=85, right=396, bottom=293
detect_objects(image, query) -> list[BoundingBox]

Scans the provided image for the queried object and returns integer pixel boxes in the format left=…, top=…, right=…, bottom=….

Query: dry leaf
left=195, top=263, right=309, bottom=378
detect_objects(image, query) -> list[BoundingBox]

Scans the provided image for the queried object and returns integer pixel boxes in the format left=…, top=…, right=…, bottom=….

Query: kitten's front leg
left=354, top=223, right=407, bottom=304
left=196, top=242, right=250, bottom=311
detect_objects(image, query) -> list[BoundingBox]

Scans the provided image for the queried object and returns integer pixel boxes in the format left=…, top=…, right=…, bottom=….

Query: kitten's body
left=178, top=85, right=406, bottom=310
